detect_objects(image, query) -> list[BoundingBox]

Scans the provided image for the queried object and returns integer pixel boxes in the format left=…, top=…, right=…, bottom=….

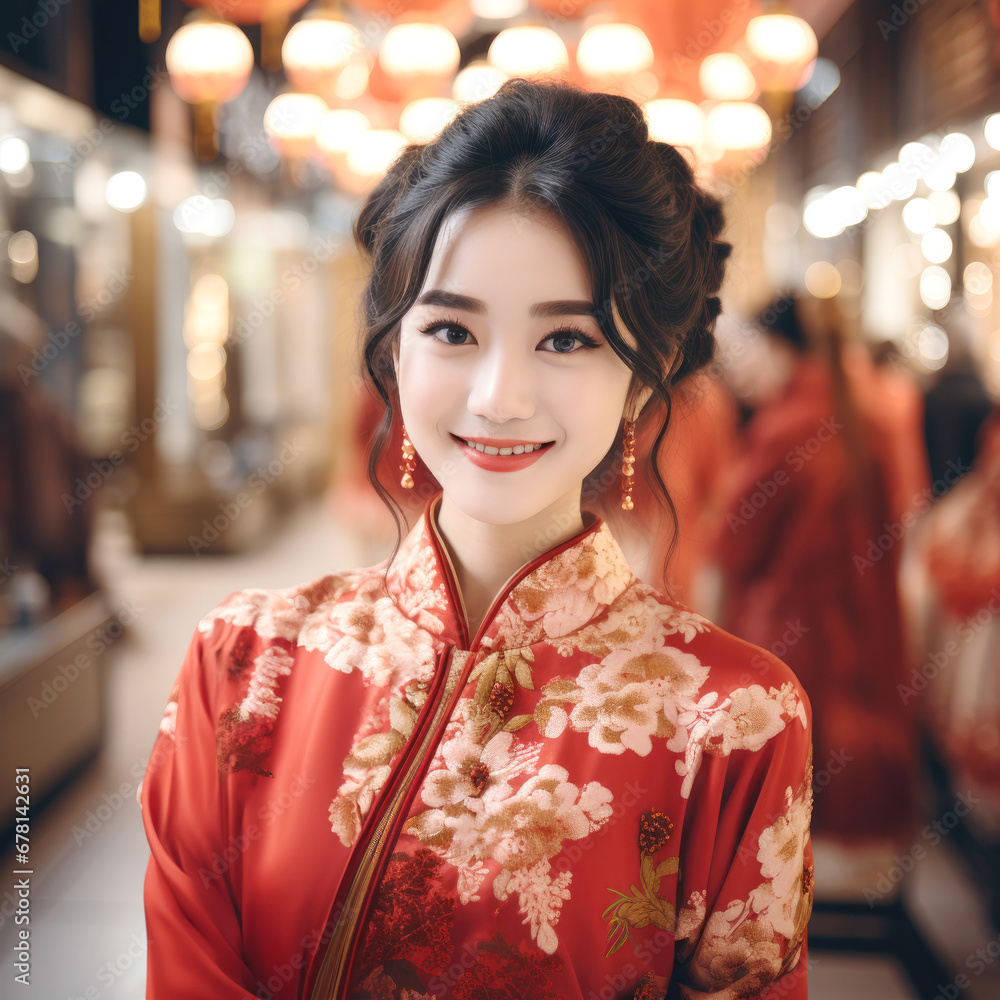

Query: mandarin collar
left=385, top=493, right=636, bottom=652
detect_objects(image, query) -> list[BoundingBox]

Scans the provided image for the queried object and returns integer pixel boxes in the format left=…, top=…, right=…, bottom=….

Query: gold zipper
left=310, top=647, right=472, bottom=999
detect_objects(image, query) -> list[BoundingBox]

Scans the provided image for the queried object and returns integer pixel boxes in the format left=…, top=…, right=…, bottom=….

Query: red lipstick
left=451, top=434, right=554, bottom=472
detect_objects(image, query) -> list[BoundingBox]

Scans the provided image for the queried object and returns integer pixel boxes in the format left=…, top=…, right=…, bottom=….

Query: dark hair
left=353, top=77, right=731, bottom=581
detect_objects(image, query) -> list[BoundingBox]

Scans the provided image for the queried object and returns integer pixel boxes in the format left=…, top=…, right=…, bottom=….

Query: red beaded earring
left=621, top=419, right=635, bottom=511
left=400, top=426, right=416, bottom=489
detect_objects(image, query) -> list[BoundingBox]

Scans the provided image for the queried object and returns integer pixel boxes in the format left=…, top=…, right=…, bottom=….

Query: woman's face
left=395, top=202, right=638, bottom=527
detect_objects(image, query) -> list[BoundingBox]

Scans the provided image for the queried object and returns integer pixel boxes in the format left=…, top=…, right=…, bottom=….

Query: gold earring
left=621, top=419, right=635, bottom=511
left=400, top=425, right=416, bottom=489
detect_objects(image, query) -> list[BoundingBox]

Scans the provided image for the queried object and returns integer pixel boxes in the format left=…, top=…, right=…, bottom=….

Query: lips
left=451, top=434, right=554, bottom=472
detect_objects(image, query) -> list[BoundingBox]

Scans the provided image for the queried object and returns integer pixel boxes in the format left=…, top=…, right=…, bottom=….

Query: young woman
left=141, top=79, right=813, bottom=1000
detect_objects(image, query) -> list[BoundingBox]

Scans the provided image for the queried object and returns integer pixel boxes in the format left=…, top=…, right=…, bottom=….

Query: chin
left=444, top=481, right=562, bottom=528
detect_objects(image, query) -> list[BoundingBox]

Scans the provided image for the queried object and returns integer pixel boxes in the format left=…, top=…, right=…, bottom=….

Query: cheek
left=547, top=359, right=631, bottom=438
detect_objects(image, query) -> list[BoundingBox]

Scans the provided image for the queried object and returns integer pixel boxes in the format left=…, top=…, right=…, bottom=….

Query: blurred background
left=0, top=0, right=999, bottom=997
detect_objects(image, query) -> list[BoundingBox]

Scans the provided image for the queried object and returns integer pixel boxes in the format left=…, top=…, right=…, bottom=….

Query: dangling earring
left=400, top=425, right=416, bottom=489
left=621, top=419, right=635, bottom=511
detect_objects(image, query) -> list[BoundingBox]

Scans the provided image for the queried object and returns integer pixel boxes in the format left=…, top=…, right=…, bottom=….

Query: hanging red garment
left=711, top=356, right=916, bottom=843
left=141, top=493, right=813, bottom=999
left=841, top=344, right=931, bottom=525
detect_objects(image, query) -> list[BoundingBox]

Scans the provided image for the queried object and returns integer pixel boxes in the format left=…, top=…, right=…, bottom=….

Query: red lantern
left=182, top=0, right=309, bottom=69
left=181, top=0, right=308, bottom=24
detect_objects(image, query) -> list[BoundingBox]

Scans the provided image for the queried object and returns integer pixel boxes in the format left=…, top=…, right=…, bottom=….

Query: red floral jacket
left=140, top=494, right=813, bottom=999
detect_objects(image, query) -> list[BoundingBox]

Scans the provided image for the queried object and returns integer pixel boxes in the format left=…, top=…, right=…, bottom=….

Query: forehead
left=419, top=203, right=594, bottom=302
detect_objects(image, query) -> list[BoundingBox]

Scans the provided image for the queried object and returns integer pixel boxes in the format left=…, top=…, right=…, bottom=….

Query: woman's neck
left=434, top=491, right=587, bottom=639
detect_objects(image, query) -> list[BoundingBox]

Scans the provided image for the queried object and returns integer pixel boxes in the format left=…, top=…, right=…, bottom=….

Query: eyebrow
left=415, top=288, right=597, bottom=319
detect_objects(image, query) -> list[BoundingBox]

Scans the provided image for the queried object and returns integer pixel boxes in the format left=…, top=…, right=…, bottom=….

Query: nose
left=466, top=340, right=535, bottom=425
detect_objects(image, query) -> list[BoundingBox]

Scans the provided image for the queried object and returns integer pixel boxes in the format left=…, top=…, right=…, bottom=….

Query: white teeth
left=461, top=438, right=545, bottom=454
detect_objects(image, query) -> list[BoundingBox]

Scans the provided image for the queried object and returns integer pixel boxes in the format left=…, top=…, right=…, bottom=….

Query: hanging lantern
left=316, top=108, right=372, bottom=176
left=263, top=92, right=329, bottom=159
left=488, top=26, right=570, bottom=79
left=165, top=17, right=255, bottom=161
left=643, top=99, right=706, bottom=153
left=614, top=1, right=751, bottom=98
left=698, top=53, right=758, bottom=101
left=281, top=12, right=363, bottom=97
left=575, top=22, right=655, bottom=99
left=340, top=128, right=409, bottom=195
left=375, top=23, right=461, bottom=102
left=703, top=101, right=772, bottom=173
left=399, top=98, right=460, bottom=143
left=744, top=14, right=818, bottom=92
left=181, top=0, right=309, bottom=70
left=453, top=62, right=508, bottom=105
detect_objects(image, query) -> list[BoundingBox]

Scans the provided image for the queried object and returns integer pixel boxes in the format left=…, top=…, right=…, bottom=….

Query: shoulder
left=195, top=560, right=389, bottom=649
left=610, top=579, right=812, bottom=743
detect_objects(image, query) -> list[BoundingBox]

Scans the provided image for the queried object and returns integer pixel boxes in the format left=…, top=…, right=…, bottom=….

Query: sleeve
left=140, top=623, right=259, bottom=999
left=668, top=665, right=814, bottom=999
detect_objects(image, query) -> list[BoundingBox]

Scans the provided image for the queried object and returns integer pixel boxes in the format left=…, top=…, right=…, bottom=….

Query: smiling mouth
left=452, top=435, right=554, bottom=456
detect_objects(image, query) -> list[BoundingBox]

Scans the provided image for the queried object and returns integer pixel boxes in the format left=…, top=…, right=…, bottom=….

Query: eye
left=539, top=326, right=601, bottom=354
left=419, top=319, right=476, bottom=346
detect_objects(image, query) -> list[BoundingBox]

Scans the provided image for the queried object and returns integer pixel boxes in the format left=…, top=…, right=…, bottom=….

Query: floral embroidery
left=603, top=810, right=679, bottom=955
left=310, top=595, right=438, bottom=688
left=451, top=933, right=564, bottom=1000
left=216, top=643, right=295, bottom=777
left=385, top=540, right=449, bottom=635
left=675, top=890, right=707, bottom=942
left=406, top=715, right=613, bottom=954
left=481, top=523, right=634, bottom=649
left=163, top=495, right=812, bottom=998
left=158, top=700, right=177, bottom=739
left=671, top=683, right=808, bottom=798
left=547, top=588, right=710, bottom=659
left=466, top=648, right=537, bottom=740
left=353, top=853, right=566, bottom=1000
left=675, top=771, right=813, bottom=993
left=354, top=849, right=456, bottom=986
left=329, top=692, right=422, bottom=846
left=633, top=972, right=663, bottom=1000
left=199, top=587, right=309, bottom=642
left=533, top=644, right=710, bottom=756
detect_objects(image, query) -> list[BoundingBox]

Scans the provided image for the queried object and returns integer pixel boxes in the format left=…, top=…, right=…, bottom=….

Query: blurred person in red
left=710, top=293, right=916, bottom=844
left=844, top=339, right=931, bottom=526
left=916, top=404, right=1000, bottom=800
